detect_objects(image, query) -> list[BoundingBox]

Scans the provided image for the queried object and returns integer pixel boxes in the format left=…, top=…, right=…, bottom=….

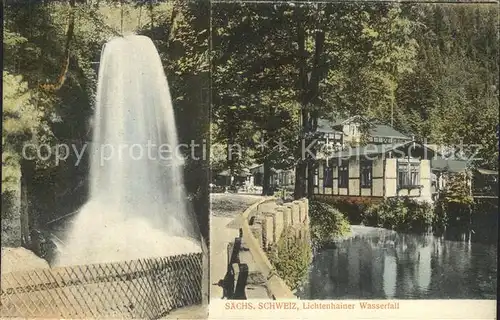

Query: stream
left=298, top=219, right=497, bottom=299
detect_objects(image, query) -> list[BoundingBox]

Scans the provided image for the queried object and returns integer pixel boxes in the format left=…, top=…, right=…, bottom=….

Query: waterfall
left=55, top=35, right=201, bottom=266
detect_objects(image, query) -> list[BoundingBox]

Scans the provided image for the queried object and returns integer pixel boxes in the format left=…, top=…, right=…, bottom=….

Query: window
left=324, top=165, right=333, bottom=187
left=313, top=168, right=319, bottom=187
left=360, top=160, right=373, bottom=188
left=338, top=160, right=349, bottom=188
left=398, top=161, right=420, bottom=187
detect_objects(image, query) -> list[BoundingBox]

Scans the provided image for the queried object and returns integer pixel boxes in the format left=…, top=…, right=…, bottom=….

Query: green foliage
left=210, top=3, right=422, bottom=197
left=2, top=2, right=118, bottom=190
left=434, top=172, right=473, bottom=226
left=443, top=173, right=474, bottom=205
left=315, top=196, right=376, bottom=224
left=362, top=197, right=434, bottom=231
left=3, top=2, right=115, bottom=165
left=395, top=5, right=498, bottom=169
left=2, top=71, right=48, bottom=194
left=268, top=227, right=312, bottom=290
left=322, top=4, right=418, bottom=119
left=211, top=3, right=301, bottom=174
left=309, top=201, right=351, bottom=246
left=211, top=3, right=499, bottom=194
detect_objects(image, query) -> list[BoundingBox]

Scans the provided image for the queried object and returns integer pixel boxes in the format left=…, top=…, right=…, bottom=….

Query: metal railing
left=0, top=252, right=202, bottom=319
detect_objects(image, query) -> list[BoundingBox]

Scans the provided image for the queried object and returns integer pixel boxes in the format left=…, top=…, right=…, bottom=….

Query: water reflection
left=298, top=225, right=497, bottom=299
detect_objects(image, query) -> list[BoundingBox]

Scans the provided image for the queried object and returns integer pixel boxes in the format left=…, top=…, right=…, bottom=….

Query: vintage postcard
left=209, top=1, right=498, bottom=319
left=1, top=0, right=498, bottom=319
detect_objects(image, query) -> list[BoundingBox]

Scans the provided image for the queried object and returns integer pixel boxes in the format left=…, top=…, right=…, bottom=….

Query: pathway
left=209, top=193, right=266, bottom=300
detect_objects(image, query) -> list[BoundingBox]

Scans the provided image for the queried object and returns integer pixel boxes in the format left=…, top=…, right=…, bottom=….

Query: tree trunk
left=306, top=114, right=319, bottom=197
left=293, top=9, right=327, bottom=200
left=294, top=16, right=308, bottom=200
left=20, top=173, right=30, bottom=247
left=263, top=105, right=275, bottom=196
left=262, top=159, right=271, bottom=196
left=294, top=161, right=307, bottom=200
left=39, top=0, right=75, bottom=92
left=304, top=29, right=325, bottom=198
left=149, top=0, right=154, bottom=31
left=166, top=6, right=179, bottom=47
left=306, top=164, right=315, bottom=198
left=227, top=108, right=236, bottom=188
left=21, top=159, right=40, bottom=252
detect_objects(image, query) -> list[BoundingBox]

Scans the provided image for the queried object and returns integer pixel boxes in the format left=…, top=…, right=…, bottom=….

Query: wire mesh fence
left=0, top=252, right=203, bottom=319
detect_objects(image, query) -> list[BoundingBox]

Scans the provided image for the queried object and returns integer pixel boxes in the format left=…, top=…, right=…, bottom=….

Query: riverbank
left=313, top=195, right=496, bottom=235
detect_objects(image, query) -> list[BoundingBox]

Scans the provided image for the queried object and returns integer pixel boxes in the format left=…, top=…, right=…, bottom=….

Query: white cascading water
left=55, top=35, right=201, bottom=266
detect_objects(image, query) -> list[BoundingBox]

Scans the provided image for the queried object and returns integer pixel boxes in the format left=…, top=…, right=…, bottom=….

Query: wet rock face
left=29, top=229, right=58, bottom=265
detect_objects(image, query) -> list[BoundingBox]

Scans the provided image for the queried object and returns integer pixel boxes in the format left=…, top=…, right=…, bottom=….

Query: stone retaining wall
left=253, top=199, right=310, bottom=252
left=225, top=197, right=310, bottom=300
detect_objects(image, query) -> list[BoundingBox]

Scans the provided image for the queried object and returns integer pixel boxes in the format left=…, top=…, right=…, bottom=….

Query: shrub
left=433, top=198, right=448, bottom=229
left=268, top=227, right=312, bottom=290
left=443, top=173, right=474, bottom=205
left=309, top=201, right=351, bottom=246
left=434, top=195, right=471, bottom=226
left=313, top=196, right=378, bottom=224
left=434, top=173, right=473, bottom=226
left=362, top=197, right=434, bottom=232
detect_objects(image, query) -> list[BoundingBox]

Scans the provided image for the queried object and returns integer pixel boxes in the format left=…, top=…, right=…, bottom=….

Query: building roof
left=316, top=118, right=343, bottom=133
left=476, top=168, right=498, bottom=175
left=249, top=164, right=262, bottom=170
left=248, top=165, right=279, bottom=174
left=327, top=143, right=404, bottom=159
left=317, top=117, right=410, bottom=140
left=218, top=168, right=251, bottom=177
left=325, top=141, right=435, bottom=160
left=369, top=124, right=410, bottom=140
left=430, top=159, right=468, bottom=173
left=430, top=161, right=497, bottom=175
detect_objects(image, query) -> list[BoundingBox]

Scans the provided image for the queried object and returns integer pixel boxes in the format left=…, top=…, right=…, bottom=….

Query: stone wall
left=225, top=198, right=310, bottom=300
left=252, top=199, right=310, bottom=252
